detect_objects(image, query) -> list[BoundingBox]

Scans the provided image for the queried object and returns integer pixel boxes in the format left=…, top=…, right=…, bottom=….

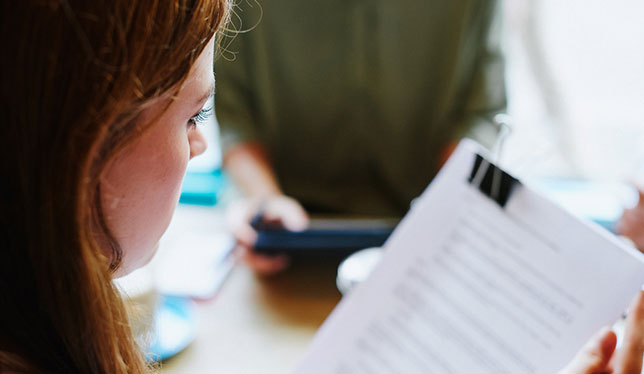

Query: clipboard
left=295, top=139, right=644, bottom=374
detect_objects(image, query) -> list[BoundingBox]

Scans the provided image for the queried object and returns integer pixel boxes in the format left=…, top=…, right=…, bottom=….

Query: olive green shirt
left=216, top=0, right=506, bottom=216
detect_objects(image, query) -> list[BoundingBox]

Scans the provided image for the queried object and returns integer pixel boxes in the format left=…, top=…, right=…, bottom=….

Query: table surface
left=159, top=255, right=344, bottom=373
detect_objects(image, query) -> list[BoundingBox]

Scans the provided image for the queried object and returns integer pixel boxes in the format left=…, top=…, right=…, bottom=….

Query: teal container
left=179, top=169, right=227, bottom=206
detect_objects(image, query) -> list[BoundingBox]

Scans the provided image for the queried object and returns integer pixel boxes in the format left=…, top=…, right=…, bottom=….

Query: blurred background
left=502, top=0, right=644, bottom=181
left=191, top=0, right=644, bottom=183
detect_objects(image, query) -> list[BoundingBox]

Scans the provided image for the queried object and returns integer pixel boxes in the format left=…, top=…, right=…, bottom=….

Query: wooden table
left=159, top=255, right=344, bottom=373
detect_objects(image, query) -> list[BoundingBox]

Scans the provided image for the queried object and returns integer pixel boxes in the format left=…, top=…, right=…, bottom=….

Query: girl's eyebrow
left=195, top=82, right=215, bottom=105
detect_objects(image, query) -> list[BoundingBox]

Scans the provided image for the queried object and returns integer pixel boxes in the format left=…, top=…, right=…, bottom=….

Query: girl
left=0, top=1, right=641, bottom=373
left=1, top=0, right=228, bottom=372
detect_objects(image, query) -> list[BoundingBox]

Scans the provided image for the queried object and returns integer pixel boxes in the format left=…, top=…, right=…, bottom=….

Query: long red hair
left=0, top=0, right=229, bottom=372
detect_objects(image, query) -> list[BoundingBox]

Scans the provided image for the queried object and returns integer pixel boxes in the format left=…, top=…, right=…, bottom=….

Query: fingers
left=616, top=213, right=644, bottom=253
left=225, top=199, right=258, bottom=247
left=263, top=196, right=309, bottom=232
left=234, top=245, right=290, bottom=276
left=560, top=327, right=617, bottom=374
left=616, top=187, right=644, bottom=252
left=226, top=195, right=309, bottom=275
left=613, top=290, right=644, bottom=374
left=617, top=206, right=644, bottom=234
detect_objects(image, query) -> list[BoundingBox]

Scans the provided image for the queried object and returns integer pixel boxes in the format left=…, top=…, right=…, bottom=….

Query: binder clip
left=469, top=154, right=518, bottom=208
left=468, top=114, right=519, bottom=208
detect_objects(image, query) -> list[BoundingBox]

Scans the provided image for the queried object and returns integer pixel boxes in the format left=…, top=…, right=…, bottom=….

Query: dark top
left=216, top=0, right=506, bottom=216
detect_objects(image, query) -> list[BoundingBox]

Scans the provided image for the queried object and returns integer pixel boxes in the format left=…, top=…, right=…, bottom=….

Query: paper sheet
left=153, top=205, right=234, bottom=299
left=296, top=140, right=644, bottom=374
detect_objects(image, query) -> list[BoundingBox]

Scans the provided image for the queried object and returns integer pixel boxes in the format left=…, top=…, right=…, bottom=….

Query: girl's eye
left=188, top=106, right=213, bottom=129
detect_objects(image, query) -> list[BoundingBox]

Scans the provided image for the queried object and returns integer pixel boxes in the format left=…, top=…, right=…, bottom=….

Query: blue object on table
left=146, top=295, right=197, bottom=362
left=252, top=217, right=398, bottom=256
left=179, top=169, right=226, bottom=206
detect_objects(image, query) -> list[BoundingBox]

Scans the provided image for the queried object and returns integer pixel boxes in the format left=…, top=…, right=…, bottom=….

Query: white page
left=296, top=140, right=644, bottom=374
left=153, top=205, right=234, bottom=299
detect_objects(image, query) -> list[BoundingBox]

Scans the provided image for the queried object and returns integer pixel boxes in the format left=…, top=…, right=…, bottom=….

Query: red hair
left=0, top=0, right=229, bottom=372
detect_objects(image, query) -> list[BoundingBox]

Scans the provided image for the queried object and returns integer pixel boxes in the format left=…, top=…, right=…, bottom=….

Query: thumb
left=264, top=196, right=309, bottom=232
left=560, top=327, right=617, bottom=374
left=612, top=290, right=644, bottom=374
left=280, top=202, right=309, bottom=232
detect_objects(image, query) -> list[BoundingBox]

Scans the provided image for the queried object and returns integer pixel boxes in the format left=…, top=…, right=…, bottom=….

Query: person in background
left=216, top=0, right=507, bottom=273
left=2, top=1, right=643, bottom=373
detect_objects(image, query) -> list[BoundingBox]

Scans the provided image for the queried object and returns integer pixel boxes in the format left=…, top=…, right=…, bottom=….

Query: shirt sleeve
left=457, top=0, right=507, bottom=150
